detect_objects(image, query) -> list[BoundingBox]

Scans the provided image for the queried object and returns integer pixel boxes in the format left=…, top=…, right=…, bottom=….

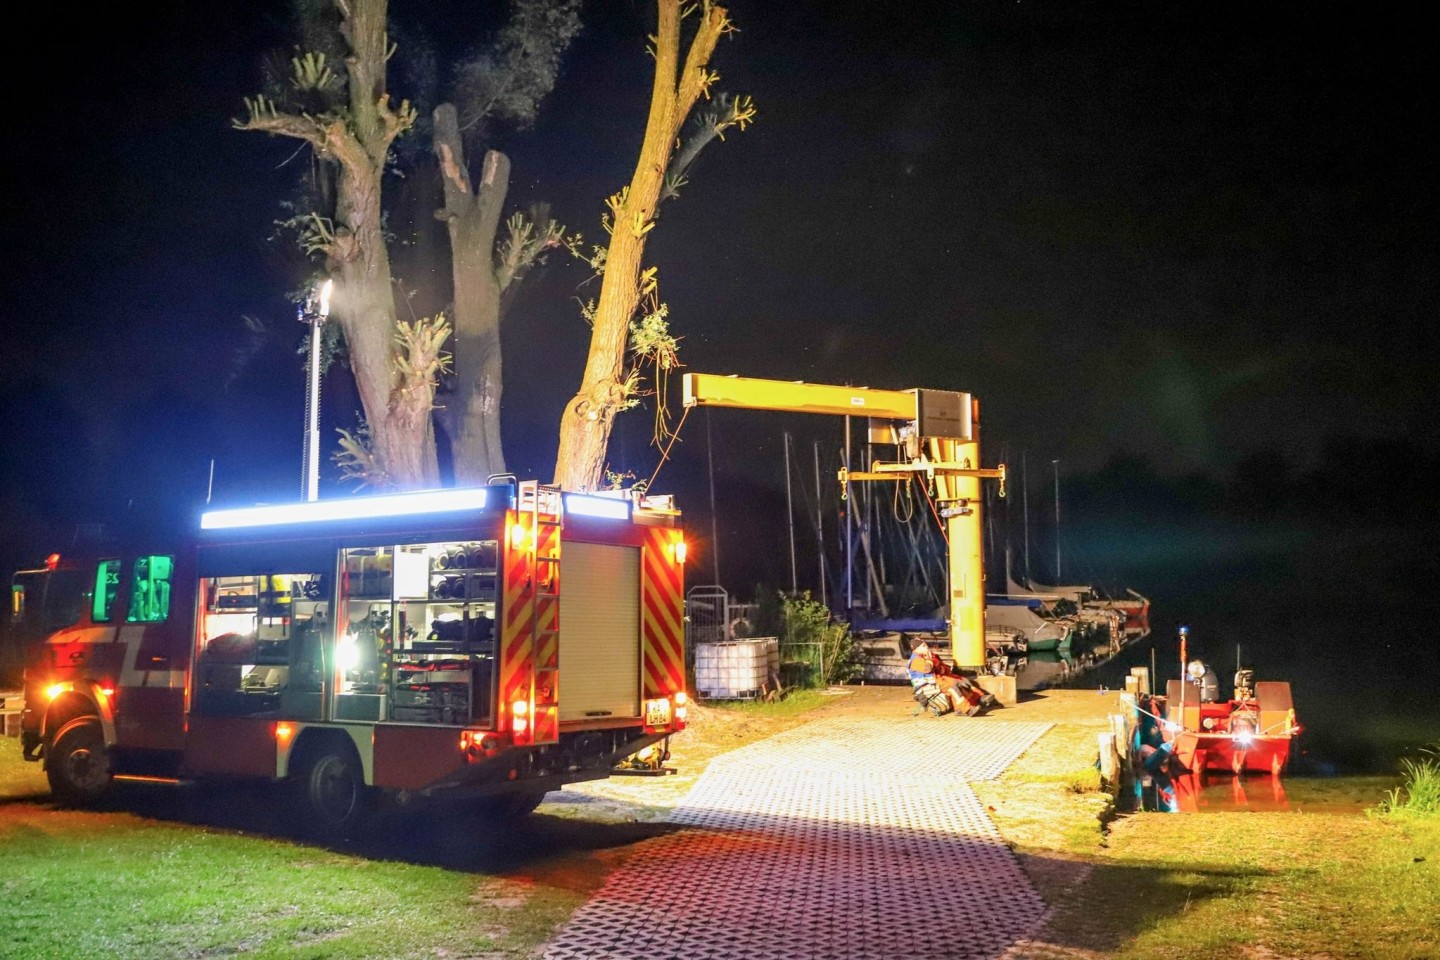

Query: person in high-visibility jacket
left=907, top=638, right=995, bottom=717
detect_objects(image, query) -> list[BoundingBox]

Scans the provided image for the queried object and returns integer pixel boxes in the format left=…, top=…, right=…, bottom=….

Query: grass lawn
left=0, top=797, right=596, bottom=960
left=1057, top=810, right=1440, bottom=959
left=976, top=702, right=1440, bottom=959
left=710, top=687, right=835, bottom=718
left=0, top=729, right=661, bottom=960
left=0, top=737, right=47, bottom=801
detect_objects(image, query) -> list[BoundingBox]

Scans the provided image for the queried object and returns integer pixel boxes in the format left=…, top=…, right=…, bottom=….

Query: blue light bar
left=201, top=488, right=489, bottom=530
left=563, top=493, right=631, bottom=521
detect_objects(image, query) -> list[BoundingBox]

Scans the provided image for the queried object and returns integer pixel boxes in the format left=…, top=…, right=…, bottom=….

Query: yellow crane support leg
left=932, top=436, right=986, bottom=669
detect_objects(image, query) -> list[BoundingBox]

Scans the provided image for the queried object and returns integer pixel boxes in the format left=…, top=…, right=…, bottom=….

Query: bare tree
left=432, top=0, right=579, bottom=484
left=237, top=0, right=442, bottom=489
left=237, top=0, right=579, bottom=490
left=553, top=0, right=753, bottom=491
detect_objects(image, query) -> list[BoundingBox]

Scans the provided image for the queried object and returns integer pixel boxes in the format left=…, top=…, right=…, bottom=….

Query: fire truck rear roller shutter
left=557, top=542, right=641, bottom=722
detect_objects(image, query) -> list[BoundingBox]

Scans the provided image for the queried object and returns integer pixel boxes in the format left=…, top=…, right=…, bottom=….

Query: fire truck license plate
left=646, top=699, right=671, bottom=726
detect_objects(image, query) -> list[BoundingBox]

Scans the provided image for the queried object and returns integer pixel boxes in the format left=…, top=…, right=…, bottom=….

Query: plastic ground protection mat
left=544, top=717, right=1054, bottom=960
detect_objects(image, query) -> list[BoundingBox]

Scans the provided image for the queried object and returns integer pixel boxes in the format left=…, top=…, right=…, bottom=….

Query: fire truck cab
left=19, top=482, right=687, bottom=833
left=4, top=554, right=90, bottom=688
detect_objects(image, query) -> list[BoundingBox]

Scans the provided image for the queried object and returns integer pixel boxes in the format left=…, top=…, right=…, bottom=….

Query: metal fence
left=685, top=586, right=832, bottom=689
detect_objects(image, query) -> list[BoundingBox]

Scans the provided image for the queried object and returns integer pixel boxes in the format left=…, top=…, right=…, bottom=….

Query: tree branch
left=432, top=102, right=474, bottom=208
left=672, top=2, right=729, bottom=138
left=629, top=1, right=682, bottom=194
left=234, top=100, right=331, bottom=151
left=495, top=209, right=564, bottom=294
left=661, top=91, right=756, bottom=203
left=235, top=95, right=382, bottom=185
left=376, top=94, right=418, bottom=156
left=391, top=313, right=453, bottom=410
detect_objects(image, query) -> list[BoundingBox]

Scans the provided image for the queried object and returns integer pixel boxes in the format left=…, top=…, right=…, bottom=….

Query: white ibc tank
left=694, top=637, right=779, bottom=700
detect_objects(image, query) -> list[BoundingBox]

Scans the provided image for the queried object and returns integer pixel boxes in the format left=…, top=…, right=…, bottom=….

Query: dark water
left=1012, top=518, right=1438, bottom=811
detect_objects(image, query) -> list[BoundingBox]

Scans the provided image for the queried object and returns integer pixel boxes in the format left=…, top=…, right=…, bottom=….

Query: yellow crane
left=681, top=373, right=1005, bottom=669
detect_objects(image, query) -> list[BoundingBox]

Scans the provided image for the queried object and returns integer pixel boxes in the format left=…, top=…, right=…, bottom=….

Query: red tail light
left=511, top=699, right=532, bottom=743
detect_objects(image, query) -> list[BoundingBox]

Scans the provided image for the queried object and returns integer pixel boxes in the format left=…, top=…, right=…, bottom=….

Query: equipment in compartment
left=424, top=615, right=493, bottom=649
left=428, top=540, right=498, bottom=602
left=393, top=659, right=474, bottom=724
left=338, top=538, right=501, bottom=726
left=434, top=541, right=498, bottom=570
left=344, top=549, right=394, bottom=598
left=429, top=570, right=496, bottom=601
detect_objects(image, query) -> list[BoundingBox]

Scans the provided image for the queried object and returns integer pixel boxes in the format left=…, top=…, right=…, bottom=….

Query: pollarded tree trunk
left=239, top=0, right=440, bottom=490
left=329, top=147, right=426, bottom=487
left=552, top=0, right=734, bottom=491
left=433, top=103, right=509, bottom=484
left=335, top=0, right=438, bottom=488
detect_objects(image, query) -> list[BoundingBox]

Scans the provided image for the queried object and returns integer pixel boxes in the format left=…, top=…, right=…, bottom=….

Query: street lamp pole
left=301, top=279, right=333, bottom=502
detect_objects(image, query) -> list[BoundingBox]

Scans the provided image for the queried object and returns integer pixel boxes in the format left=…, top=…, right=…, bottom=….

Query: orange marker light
left=44, top=683, right=66, bottom=702
left=275, top=722, right=295, bottom=743
left=98, top=686, right=115, bottom=699
left=510, top=523, right=530, bottom=550
left=673, top=539, right=687, bottom=564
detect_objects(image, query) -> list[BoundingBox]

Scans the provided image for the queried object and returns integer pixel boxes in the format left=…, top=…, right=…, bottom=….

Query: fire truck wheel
left=296, top=744, right=371, bottom=837
left=478, top=790, right=547, bottom=820
left=47, top=719, right=112, bottom=807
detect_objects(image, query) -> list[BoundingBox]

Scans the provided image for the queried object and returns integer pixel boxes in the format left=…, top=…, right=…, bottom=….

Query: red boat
left=1161, top=671, right=1299, bottom=776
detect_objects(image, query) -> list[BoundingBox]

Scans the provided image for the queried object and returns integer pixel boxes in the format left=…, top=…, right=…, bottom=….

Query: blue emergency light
left=201, top=488, right=489, bottom=530
left=562, top=493, right=631, bottom=521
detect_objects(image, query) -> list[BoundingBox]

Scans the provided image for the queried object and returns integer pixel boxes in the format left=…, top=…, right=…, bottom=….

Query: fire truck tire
left=294, top=742, right=371, bottom=837
left=478, top=789, right=547, bottom=820
left=47, top=719, right=112, bottom=807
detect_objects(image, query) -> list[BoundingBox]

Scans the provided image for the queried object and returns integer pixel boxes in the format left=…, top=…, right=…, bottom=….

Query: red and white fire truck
left=16, top=481, right=687, bottom=833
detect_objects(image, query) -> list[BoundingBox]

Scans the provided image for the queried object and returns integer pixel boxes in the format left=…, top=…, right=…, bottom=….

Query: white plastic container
left=694, top=637, right=779, bottom=699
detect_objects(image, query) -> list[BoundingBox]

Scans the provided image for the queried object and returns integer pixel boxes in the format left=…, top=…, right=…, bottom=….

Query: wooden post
left=1119, top=693, right=1139, bottom=751
left=1131, top=665, right=1150, bottom=696
left=1099, top=732, right=1118, bottom=787
left=1111, top=713, right=1130, bottom=760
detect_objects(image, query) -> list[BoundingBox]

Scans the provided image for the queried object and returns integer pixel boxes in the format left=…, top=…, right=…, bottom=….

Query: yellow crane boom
left=680, top=372, right=1004, bottom=669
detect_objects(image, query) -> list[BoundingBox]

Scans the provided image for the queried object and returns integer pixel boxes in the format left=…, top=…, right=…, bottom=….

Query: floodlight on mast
left=300, top=279, right=333, bottom=502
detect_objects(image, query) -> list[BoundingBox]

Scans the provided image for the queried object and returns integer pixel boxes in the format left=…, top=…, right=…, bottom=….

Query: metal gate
left=684, top=585, right=731, bottom=657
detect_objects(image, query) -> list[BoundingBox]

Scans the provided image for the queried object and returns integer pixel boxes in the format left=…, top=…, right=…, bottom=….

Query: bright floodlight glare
left=202, top=488, right=488, bottom=530
left=336, top=637, right=359, bottom=672
left=1235, top=731, right=1255, bottom=747
left=563, top=493, right=631, bottom=521
left=318, top=278, right=333, bottom=318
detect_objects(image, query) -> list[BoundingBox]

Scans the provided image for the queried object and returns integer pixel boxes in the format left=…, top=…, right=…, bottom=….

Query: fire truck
left=4, top=554, right=90, bottom=688
left=16, top=481, right=688, bottom=833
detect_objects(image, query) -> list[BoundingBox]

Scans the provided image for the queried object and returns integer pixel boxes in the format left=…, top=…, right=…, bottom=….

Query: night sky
left=2, top=1, right=1434, bottom=596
